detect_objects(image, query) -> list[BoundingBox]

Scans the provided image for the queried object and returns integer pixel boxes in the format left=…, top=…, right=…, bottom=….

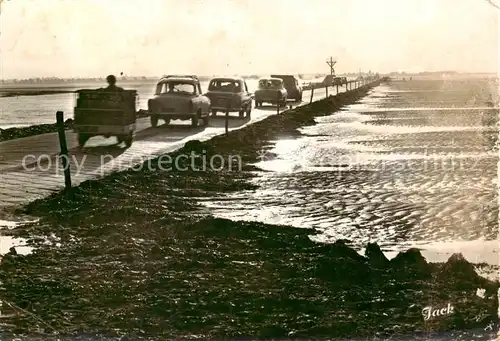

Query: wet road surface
left=0, top=86, right=333, bottom=210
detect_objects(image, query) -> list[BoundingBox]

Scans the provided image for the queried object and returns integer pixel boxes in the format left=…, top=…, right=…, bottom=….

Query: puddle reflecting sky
left=0, top=219, right=35, bottom=255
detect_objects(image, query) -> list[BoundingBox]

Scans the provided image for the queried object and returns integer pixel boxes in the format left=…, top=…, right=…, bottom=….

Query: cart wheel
left=150, top=115, right=158, bottom=128
left=191, top=116, right=198, bottom=127
left=246, top=104, right=252, bottom=118
left=202, top=116, right=209, bottom=126
left=124, top=133, right=133, bottom=148
left=78, top=133, right=89, bottom=147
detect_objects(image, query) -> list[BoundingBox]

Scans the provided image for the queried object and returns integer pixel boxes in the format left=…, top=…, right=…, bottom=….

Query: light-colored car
left=205, top=77, right=252, bottom=118
left=254, top=78, right=287, bottom=107
left=147, top=75, right=210, bottom=127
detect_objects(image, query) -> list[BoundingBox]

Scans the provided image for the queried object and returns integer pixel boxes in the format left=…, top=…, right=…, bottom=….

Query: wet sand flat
left=203, top=79, right=499, bottom=265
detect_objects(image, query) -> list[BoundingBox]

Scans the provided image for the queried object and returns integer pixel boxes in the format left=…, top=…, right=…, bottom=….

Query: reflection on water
left=202, top=79, right=499, bottom=265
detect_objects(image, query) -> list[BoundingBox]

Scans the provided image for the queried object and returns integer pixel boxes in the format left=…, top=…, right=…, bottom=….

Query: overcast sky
left=1, top=0, right=498, bottom=78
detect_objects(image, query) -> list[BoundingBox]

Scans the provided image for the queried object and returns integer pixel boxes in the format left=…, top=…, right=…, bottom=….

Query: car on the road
left=147, top=75, right=210, bottom=127
left=341, top=77, right=347, bottom=85
left=254, top=78, right=287, bottom=107
left=270, top=74, right=302, bottom=102
left=332, top=77, right=343, bottom=86
left=205, top=77, right=252, bottom=118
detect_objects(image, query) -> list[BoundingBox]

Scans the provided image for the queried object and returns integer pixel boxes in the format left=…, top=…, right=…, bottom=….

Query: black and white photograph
left=0, top=0, right=498, bottom=340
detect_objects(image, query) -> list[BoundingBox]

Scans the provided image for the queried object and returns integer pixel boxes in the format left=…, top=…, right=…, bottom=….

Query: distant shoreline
left=0, top=90, right=76, bottom=98
left=0, top=73, right=495, bottom=99
left=0, top=71, right=495, bottom=85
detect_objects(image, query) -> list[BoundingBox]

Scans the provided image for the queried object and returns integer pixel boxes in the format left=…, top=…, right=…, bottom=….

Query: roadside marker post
left=277, top=92, right=280, bottom=115
left=225, top=99, right=230, bottom=136
left=325, top=85, right=328, bottom=97
left=310, top=84, right=314, bottom=103
left=56, top=111, right=72, bottom=190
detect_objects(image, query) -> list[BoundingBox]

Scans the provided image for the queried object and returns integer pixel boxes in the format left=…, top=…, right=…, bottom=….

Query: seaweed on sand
left=0, top=119, right=74, bottom=142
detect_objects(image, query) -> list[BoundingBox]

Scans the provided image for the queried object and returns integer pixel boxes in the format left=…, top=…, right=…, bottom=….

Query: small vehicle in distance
left=332, top=77, right=343, bottom=86
left=205, top=77, right=252, bottom=118
left=254, top=78, right=287, bottom=107
left=341, top=77, right=347, bottom=85
left=147, top=75, right=210, bottom=127
left=73, top=89, right=137, bottom=148
left=270, top=74, right=302, bottom=102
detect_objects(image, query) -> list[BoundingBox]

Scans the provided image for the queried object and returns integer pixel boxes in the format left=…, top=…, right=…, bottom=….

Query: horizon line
left=0, top=70, right=497, bottom=82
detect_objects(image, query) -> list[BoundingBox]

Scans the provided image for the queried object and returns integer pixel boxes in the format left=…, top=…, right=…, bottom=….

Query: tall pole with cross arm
left=326, top=57, right=337, bottom=76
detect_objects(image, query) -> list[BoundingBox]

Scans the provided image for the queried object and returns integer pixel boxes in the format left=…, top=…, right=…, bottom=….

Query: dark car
left=254, top=78, right=287, bottom=107
left=270, top=74, right=302, bottom=102
left=333, top=77, right=343, bottom=86
left=205, top=77, right=252, bottom=118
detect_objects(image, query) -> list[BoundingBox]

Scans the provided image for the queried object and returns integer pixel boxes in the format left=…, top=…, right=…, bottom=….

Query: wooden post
left=277, top=92, right=280, bottom=115
left=56, top=111, right=71, bottom=190
left=336, top=84, right=339, bottom=95
left=310, top=85, right=314, bottom=103
left=325, top=85, right=328, bottom=97
left=225, top=99, right=230, bottom=136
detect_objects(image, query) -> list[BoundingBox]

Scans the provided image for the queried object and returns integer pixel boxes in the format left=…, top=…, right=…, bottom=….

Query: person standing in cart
left=103, top=74, right=124, bottom=92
